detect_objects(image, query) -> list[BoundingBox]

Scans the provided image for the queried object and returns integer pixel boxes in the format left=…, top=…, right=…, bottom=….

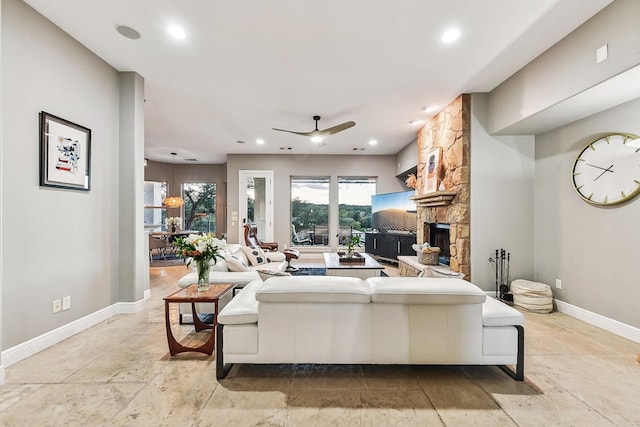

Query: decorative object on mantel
left=174, top=233, right=227, bottom=291
left=422, top=147, right=442, bottom=194
left=405, top=173, right=417, bottom=191
left=413, top=243, right=440, bottom=265
left=167, top=216, right=182, bottom=233
left=411, top=191, right=456, bottom=207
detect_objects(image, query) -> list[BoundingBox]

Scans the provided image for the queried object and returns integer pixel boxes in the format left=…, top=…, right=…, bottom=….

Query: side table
left=164, top=283, right=235, bottom=356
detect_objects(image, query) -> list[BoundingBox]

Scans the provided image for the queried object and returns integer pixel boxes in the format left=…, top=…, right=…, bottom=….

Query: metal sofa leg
left=499, top=325, right=524, bottom=381
left=216, top=324, right=232, bottom=380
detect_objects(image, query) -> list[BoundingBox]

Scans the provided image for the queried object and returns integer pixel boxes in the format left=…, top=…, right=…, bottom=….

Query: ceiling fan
left=272, top=115, right=355, bottom=145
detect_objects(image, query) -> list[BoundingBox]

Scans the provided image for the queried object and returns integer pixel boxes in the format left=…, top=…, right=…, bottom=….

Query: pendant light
left=165, top=152, right=184, bottom=208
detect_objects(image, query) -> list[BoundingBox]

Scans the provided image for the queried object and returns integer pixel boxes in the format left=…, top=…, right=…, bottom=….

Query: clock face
left=572, top=133, right=640, bottom=206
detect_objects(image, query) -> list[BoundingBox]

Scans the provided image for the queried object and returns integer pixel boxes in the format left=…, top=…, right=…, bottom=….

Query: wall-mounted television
left=371, top=190, right=417, bottom=233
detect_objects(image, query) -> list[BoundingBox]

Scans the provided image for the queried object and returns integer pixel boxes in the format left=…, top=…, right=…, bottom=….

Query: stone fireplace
left=413, top=94, right=471, bottom=279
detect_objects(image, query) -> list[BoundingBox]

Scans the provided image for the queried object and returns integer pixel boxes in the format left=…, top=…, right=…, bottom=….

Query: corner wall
left=2, top=0, right=121, bottom=349
left=535, top=97, right=640, bottom=329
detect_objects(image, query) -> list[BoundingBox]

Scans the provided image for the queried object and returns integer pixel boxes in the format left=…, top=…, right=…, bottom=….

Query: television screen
left=371, top=190, right=417, bottom=233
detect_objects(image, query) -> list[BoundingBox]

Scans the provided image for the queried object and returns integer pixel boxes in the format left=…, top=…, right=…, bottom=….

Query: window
left=291, top=177, right=329, bottom=246
left=144, top=181, right=167, bottom=230
left=338, top=177, right=376, bottom=245
left=183, top=182, right=216, bottom=234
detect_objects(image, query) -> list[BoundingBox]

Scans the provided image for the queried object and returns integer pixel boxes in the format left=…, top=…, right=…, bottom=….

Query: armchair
left=243, top=223, right=279, bottom=251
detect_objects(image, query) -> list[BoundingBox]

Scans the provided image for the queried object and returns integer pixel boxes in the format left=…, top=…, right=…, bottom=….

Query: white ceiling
left=25, top=0, right=612, bottom=164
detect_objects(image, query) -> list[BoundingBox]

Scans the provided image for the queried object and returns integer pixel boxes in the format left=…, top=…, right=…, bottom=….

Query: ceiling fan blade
left=320, top=121, right=356, bottom=135
left=272, top=128, right=314, bottom=137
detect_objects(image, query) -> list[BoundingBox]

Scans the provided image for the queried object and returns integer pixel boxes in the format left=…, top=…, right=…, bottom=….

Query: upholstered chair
left=243, top=223, right=279, bottom=251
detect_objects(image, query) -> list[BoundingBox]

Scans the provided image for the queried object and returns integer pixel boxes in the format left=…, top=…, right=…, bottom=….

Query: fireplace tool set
left=489, top=249, right=513, bottom=302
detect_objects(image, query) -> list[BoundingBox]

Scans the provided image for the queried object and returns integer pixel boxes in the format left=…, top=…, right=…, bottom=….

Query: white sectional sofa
left=215, top=275, right=525, bottom=381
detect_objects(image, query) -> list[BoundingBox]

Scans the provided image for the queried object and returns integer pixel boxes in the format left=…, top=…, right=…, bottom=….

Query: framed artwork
left=423, top=147, right=441, bottom=194
left=39, top=111, right=91, bottom=191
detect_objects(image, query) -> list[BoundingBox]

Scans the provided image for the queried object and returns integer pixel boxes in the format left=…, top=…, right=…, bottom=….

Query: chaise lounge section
left=216, top=276, right=524, bottom=380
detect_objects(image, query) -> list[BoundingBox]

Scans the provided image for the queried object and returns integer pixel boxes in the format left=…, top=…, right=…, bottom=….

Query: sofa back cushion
left=366, top=277, right=486, bottom=304
left=224, top=253, right=250, bottom=272
left=241, top=245, right=268, bottom=266
left=256, top=276, right=371, bottom=303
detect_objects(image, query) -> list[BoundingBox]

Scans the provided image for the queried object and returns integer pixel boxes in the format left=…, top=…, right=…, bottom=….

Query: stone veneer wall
left=416, top=94, right=471, bottom=278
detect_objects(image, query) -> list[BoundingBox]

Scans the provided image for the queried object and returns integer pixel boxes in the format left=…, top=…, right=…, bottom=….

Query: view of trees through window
left=290, top=176, right=376, bottom=246
left=183, top=182, right=216, bottom=234
left=338, top=177, right=376, bottom=244
left=144, top=181, right=167, bottom=230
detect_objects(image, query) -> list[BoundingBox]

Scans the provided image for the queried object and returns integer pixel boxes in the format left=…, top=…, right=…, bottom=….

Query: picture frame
left=39, top=111, right=91, bottom=191
left=422, top=147, right=441, bottom=194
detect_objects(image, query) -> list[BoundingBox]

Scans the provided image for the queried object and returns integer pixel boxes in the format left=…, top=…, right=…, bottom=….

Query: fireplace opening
left=425, top=223, right=450, bottom=265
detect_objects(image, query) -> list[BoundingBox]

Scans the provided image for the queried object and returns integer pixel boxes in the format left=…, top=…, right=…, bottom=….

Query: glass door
left=238, top=170, right=274, bottom=243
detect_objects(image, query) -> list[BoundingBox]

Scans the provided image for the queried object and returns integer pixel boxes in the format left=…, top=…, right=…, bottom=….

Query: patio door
left=238, top=170, right=274, bottom=243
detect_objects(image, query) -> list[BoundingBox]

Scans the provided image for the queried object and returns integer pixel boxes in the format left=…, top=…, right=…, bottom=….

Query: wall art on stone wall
left=39, top=111, right=91, bottom=191
left=422, top=147, right=441, bottom=194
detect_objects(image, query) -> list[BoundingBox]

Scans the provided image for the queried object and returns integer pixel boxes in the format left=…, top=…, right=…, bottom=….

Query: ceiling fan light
left=311, top=135, right=324, bottom=143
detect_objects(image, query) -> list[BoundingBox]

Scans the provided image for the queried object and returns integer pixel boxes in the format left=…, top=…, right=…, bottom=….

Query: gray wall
left=535, top=97, right=640, bottom=329
left=395, top=139, right=418, bottom=175
left=1, top=0, right=141, bottom=350
left=226, top=154, right=402, bottom=247
left=144, top=161, right=227, bottom=236
left=470, top=94, right=535, bottom=291
left=488, top=0, right=640, bottom=134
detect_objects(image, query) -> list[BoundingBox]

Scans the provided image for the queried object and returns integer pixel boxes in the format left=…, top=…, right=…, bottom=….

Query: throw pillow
left=241, top=245, right=268, bottom=266
left=224, top=253, right=250, bottom=272
left=257, top=269, right=291, bottom=281
left=210, top=257, right=228, bottom=272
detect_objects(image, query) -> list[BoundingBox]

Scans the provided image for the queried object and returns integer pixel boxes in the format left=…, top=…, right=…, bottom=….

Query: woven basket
left=418, top=251, right=439, bottom=265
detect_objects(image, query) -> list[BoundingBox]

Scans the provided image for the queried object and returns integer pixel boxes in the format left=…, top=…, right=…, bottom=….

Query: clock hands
left=586, top=163, right=615, bottom=172
left=593, top=164, right=614, bottom=181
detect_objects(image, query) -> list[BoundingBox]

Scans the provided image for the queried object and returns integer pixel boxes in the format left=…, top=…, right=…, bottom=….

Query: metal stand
left=499, top=325, right=524, bottom=381
left=216, top=324, right=233, bottom=379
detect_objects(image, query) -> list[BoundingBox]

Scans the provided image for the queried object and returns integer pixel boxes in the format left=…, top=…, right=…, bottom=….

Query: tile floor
left=1, top=261, right=639, bottom=426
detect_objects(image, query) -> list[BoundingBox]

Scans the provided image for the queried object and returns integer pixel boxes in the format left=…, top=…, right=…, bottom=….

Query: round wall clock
left=572, top=133, right=640, bottom=206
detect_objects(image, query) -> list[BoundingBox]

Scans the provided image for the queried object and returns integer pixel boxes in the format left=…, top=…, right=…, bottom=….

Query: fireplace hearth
left=424, top=223, right=450, bottom=265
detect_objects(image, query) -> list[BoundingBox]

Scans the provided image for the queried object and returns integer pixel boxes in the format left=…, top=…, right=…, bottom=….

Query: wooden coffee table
left=164, top=283, right=235, bottom=356
left=323, top=252, right=385, bottom=279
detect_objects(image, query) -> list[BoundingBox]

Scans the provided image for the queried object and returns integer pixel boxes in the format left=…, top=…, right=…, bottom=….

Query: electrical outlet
left=53, top=299, right=62, bottom=313
left=62, top=296, right=71, bottom=311
left=555, top=279, right=562, bottom=289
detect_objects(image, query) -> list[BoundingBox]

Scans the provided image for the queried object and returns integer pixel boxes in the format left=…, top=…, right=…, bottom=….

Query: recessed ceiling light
left=369, top=139, right=378, bottom=146
left=167, top=25, right=186, bottom=40
left=116, top=25, right=141, bottom=40
left=422, top=106, right=438, bottom=113
left=442, top=28, right=460, bottom=43
left=409, top=120, right=424, bottom=126
left=256, top=139, right=265, bottom=145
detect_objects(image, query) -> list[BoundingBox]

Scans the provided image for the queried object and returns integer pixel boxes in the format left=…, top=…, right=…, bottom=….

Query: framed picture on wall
left=422, top=147, right=441, bottom=194
left=39, top=111, right=91, bottom=191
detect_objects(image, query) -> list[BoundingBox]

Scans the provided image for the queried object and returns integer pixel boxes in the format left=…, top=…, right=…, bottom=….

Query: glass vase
left=195, top=259, right=211, bottom=292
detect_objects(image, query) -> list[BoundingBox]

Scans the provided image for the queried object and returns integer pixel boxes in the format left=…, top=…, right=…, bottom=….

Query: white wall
left=470, top=94, right=535, bottom=291
left=226, top=154, right=401, bottom=247
left=488, top=0, right=640, bottom=134
left=535, top=97, right=640, bottom=329
left=1, top=0, right=121, bottom=348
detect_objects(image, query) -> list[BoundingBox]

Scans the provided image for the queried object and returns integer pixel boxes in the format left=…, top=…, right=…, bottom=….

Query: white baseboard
left=1, top=294, right=150, bottom=370
left=554, top=299, right=640, bottom=344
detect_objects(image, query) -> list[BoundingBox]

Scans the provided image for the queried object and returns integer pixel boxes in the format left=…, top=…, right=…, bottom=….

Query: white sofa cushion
left=218, top=279, right=261, bottom=325
left=266, top=252, right=286, bottom=262
left=225, top=253, right=251, bottom=272
left=367, top=277, right=486, bottom=304
left=241, top=246, right=268, bottom=266
left=256, top=276, right=371, bottom=303
left=482, top=296, right=525, bottom=326
left=178, top=271, right=260, bottom=288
